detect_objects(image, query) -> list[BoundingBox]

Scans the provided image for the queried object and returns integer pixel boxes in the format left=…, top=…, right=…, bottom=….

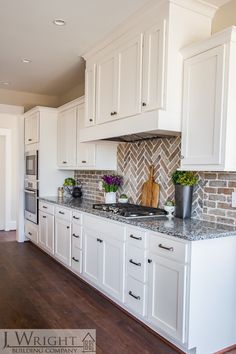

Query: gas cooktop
left=92, top=203, right=167, bottom=219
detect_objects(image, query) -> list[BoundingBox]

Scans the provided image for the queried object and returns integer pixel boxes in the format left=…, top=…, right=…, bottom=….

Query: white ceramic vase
left=105, top=192, right=116, bottom=204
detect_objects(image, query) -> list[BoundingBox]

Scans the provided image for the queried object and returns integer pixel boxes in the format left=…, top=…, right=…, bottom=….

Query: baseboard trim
left=215, top=344, right=236, bottom=353
left=7, top=221, right=16, bottom=231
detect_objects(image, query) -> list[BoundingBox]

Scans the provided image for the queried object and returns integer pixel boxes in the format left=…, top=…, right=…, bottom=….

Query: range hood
left=80, top=110, right=181, bottom=144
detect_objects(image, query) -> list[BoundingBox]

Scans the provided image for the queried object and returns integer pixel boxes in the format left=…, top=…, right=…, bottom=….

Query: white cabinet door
left=96, top=52, right=117, bottom=123
left=100, top=234, right=125, bottom=302
left=148, top=255, right=187, bottom=343
left=77, top=103, right=96, bottom=168
left=142, top=21, right=166, bottom=112
left=39, top=212, right=54, bottom=254
left=25, top=112, right=39, bottom=145
left=82, top=228, right=100, bottom=285
left=116, top=34, right=143, bottom=119
left=85, top=64, right=96, bottom=127
left=181, top=45, right=225, bottom=168
left=54, top=217, right=71, bottom=266
left=57, top=107, right=77, bottom=168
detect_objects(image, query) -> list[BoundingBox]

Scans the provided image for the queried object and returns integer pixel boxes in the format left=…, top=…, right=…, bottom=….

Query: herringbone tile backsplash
left=75, top=137, right=180, bottom=207
left=74, top=137, right=236, bottom=226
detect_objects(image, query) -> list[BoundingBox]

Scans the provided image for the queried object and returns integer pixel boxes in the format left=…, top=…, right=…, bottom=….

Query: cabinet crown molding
left=24, top=106, right=57, bottom=117
left=83, top=0, right=216, bottom=61
left=181, top=26, right=236, bottom=58
left=58, top=96, right=85, bottom=112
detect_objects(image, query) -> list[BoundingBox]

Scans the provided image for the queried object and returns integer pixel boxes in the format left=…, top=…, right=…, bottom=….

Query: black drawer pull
left=130, top=234, right=142, bottom=241
left=66, top=226, right=70, bottom=229
left=28, top=138, right=32, bottom=141
left=73, top=216, right=80, bottom=220
left=28, top=232, right=32, bottom=236
left=89, top=118, right=93, bottom=122
left=62, top=161, right=67, bottom=164
left=81, top=160, right=87, bottom=163
left=42, top=206, right=48, bottom=209
left=43, top=216, right=46, bottom=219
left=73, top=233, right=79, bottom=238
left=158, top=244, right=174, bottom=252
left=148, top=259, right=152, bottom=264
left=59, top=211, right=65, bottom=215
left=97, top=238, right=103, bottom=243
left=129, top=259, right=141, bottom=267
left=72, top=257, right=79, bottom=262
left=128, top=291, right=140, bottom=300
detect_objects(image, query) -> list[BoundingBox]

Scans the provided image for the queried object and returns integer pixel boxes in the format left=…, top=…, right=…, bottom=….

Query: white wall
left=212, top=0, right=236, bottom=33
left=0, top=104, right=24, bottom=229
left=0, top=136, right=5, bottom=230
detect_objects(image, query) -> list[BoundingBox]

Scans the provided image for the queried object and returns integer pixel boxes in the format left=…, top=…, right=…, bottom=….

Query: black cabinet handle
left=113, top=111, right=117, bottom=115
left=28, top=138, right=32, bottom=141
left=148, top=259, right=152, bottom=264
left=89, top=118, right=93, bottom=122
left=97, top=238, right=103, bottom=243
left=72, top=257, right=79, bottom=262
left=142, top=102, right=147, bottom=107
left=82, top=161, right=87, bottom=163
left=59, top=211, right=65, bottom=215
left=130, top=234, right=142, bottom=241
left=62, top=161, right=67, bottom=164
left=72, top=233, right=79, bottom=238
left=28, top=232, right=32, bottom=236
left=110, top=112, right=114, bottom=116
left=66, top=226, right=70, bottom=229
left=158, top=244, right=174, bottom=252
left=73, top=216, right=80, bottom=220
left=129, top=259, right=141, bottom=267
left=42, top=206, right=48, bottom=209
left=43, top=216, right=46, bottom=219
left=128, top=291, right=140, bottom=300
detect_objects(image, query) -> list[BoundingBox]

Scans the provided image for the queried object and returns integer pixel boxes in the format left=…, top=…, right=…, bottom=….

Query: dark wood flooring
left=0, top=231, right=234, bottom=354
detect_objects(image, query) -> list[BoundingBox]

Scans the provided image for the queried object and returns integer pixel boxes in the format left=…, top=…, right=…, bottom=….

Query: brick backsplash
left=74, top=137, right=236, bottom=226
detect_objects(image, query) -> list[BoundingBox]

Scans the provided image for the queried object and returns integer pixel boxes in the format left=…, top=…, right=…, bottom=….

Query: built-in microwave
left=25, top=150, right=38, bottom=180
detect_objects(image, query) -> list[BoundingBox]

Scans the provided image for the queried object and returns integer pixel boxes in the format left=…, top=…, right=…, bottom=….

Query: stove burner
left=93, top=203, right=167, bottom=219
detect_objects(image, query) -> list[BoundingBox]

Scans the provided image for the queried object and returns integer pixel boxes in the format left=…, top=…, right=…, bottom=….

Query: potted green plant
left=63, top=177, right=76, bottom=196
left=171, top=171, right=198, bottom=219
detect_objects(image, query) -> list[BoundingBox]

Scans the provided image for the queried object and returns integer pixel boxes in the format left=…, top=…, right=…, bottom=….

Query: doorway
left=0, top=135, right=6, bottom=230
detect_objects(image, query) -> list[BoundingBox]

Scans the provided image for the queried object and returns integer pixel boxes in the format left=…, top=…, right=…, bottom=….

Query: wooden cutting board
left=141, top=165, right=160, bottom=208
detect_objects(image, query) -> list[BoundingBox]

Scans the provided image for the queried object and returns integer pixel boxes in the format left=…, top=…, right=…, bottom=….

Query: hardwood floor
left=0, top=231, right=182, bottom=354
left=0, top=232, right=235, bottom=354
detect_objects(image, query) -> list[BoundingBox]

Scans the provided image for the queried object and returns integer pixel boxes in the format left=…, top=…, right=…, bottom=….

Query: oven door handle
left=24, top=189, right=37, bottom=194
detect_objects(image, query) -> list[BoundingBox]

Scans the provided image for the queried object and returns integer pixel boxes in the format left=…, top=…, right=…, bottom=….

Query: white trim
left=16, top=115, right=25, bottom=242
left=0, top=104, right=24, bottom=115
left=0, top=129, right=12, bottom=231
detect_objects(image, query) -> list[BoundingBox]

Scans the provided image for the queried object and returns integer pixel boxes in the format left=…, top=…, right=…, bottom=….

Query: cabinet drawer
left=25, top=221, right=38, bottom=244
left=149, top=233, right=189, bottom=263
left=39, top=201, right=54, bottom=215
left=71, top=247, right=82, bottom=274
left=55, top=206, right=72, bottom=221
left=72, top=223, right=82, bottom=250
left=72, top=211, right=82, bottom=224
left=126, top=276, right=147, bottom=317
left=127, top=227, right=147, bottom=248
left=127, top=245, right=147, bottom=283
left=84, top=214, right=125, bottom=241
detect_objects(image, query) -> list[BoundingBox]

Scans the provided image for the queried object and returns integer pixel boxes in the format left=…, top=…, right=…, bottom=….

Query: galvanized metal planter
left=175, top=185, right=193, bottom=219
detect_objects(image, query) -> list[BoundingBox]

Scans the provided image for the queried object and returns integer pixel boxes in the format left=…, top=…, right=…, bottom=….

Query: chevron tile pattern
left=117, top=137, right=181, bottom=207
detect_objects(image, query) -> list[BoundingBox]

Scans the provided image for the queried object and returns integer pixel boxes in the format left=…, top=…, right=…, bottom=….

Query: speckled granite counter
left=40, top=196, right=236, bottom=241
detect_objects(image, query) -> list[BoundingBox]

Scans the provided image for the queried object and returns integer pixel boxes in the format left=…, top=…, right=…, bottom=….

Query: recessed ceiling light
left=22, top=58, right=32, bottom=64
left=0, top=81, right=9, bottom=86
left=53, top=19, right=66, bottom=26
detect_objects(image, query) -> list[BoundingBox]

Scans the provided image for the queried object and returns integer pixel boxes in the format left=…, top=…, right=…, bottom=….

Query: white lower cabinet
left=55, top=217, right=71, bottom=266
left=147, top=255, right=187, bottom=343
left=39, top=211, right=54, bottom=254
left=25, top=220, right=38, bottom=244
left=83, top=228, right=100, bottom=285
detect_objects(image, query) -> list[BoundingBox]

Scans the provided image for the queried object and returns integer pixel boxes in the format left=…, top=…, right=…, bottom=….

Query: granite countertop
left=39, top=196, right=236, bottom=242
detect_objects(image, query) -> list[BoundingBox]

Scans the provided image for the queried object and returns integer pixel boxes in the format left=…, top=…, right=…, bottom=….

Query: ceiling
left=0, top=0, right=232, bottom=97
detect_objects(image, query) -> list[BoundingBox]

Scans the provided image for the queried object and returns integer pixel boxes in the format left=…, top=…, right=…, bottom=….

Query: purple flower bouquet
left=102, top=174, right=123, bottom=193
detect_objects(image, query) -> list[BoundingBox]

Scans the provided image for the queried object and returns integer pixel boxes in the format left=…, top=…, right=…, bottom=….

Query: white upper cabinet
left=116, top=34, right=143, bottom=119
left=81, top=0, right=213, bottom=142
left=85, top=64, right=96, bottom=127
left=142, top=21, right=166, bottom=112
left=58, top=97, right=117, bottom=170
left=25, top=111, right=39, bottom=145
left=96, top=52, right=117, bottom=123
left=181, top=27, right=236, bottom=171
left=57, top=107, right=77, bottom=168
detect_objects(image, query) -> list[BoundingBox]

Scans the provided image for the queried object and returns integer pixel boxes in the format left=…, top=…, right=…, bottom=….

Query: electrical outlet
left=98, top=181, right=103, bottom=191
left=232, top=190, right=236, bottom=208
